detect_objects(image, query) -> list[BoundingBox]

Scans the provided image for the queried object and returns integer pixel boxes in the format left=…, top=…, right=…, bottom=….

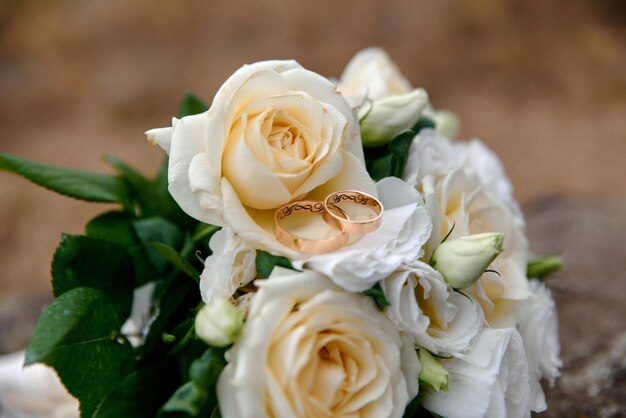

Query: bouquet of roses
left=0, top=48, right=562, bottom=418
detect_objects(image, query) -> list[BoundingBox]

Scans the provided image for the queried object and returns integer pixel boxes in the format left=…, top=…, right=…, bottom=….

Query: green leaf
left=363, top=130, right=416, bottom=181
left=134, top=217, right=184, bottom=272
left=52, top=234, right=134, bottom=322
left=141, top=277, right=198, bottom=361
left=362, top=283, right=390, bottom=310
left=403, top=393, right=423, bottom=418
left=411, top=116, right=436, bottom=133
left=388, top=130, right=416, bottom=178
left=25, top=288, right=134, bottom=418
left=191, top=224, right=220, bottom=245
left=104, top=155, right=158, bottom=217
left=0, top=153, right=131, bottom=207
left=255, top=250, right=295, bottom=279
left=368, top=154, right=393, bottom=182
left=160, top=348, right=226, bottom=416
left=93, top=362, right=177, bottom=418
left=527, top=255, right=563, bottom=280
left=85, top=212, right=157, bottom=286
left=403, top=391, right=440, bottom=417
left=189, top=348, right=227, bottom=387
left=161, top=382, right=209, bottom=416
left=177, top=93, right=209, bottom=118
left=151, top=242, right=200, bottom=281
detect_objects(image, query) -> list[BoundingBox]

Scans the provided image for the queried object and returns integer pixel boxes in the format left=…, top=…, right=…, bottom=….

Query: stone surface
left=525, top=197, right=626, bottom=417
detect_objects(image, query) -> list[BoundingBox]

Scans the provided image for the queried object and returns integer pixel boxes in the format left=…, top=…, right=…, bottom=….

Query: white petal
left=423, top=328, right=531, bottom=418
left=168, top=113, right=220, bottom=224
left=145, top=127, right=173, bottom=153
left=307, top=151, right=377, bottom=200
left=0, top=351, right=79, bottom=418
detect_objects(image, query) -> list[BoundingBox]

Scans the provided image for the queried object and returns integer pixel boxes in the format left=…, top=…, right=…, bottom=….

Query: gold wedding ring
left=323, top=190, right=383, bottom=235
left=274, top=200, right=349, bottom=254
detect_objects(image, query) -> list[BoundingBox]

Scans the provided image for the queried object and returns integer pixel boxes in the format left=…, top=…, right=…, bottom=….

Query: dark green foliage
left=0, top=153, right=132, bottom=207
left=51, top=234, right=134, bottom=322
left=255, top=249, right=296, bottom=279
left=25, top=288, right=134, bottom=418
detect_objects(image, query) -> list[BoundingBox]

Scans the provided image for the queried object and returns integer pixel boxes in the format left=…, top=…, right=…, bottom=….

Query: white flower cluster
left=144, top=48, right=561, bottom=418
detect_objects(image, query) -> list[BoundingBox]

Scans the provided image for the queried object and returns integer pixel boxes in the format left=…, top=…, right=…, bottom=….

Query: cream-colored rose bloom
left=217, top=268, right=419, bottom=418
left=381, top=261, right=483, bottom=356
left=199, top=227, right=256, bottom=303
left=147, top=60, right=375, bottom=256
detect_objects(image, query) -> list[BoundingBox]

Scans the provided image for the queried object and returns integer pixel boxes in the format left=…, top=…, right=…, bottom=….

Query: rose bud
left=359, top=88, right=429, bottom=148
left=418, top=348, right=449, bottom=392
left=431, top=232, right=504, bottom=290
left=195, top=299, right=243, bottom=347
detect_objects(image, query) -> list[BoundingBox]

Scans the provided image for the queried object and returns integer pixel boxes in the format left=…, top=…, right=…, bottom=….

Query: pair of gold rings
left=274, top=190, right=383, bottom=254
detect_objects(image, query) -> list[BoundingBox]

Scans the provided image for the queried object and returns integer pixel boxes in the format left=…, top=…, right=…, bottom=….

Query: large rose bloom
left=146, top=60, right=375, bottom=255
left=217, top=268, right=419, bottom=418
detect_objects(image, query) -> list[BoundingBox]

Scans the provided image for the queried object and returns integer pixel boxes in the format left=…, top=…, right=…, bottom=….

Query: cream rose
left=381, top=261, right=483, bottom=356
left=217, top=268, right=419, bottom=418
left=146, top=60, right=375, bottom=256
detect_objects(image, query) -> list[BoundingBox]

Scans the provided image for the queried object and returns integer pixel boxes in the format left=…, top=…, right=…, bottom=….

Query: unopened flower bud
left=195, top=299, right=243, bottom=347
left=418, top=348, right=449, bottom=392
left=359, top=89, right=429, bottom=148
left=425, top=108, right=460, bottom=140
left=431, top=232, right=504, bottom=289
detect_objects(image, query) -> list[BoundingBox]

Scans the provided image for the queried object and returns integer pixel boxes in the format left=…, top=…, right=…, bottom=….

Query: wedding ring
left=274, top=200, right=348, bottom=254
left=323, top=190, right=383, bottom=235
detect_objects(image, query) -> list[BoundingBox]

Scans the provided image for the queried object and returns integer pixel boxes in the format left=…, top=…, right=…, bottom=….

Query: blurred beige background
left=1, top=0, right=625, bottom=295
left=1, top=1, right=626, bottom=414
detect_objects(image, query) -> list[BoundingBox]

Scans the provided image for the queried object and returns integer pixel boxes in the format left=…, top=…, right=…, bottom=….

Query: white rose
left=292, top=177, right=432, bottom=292
left=518, top=280, right=562, bottom=412
left=339, top=47, right=412, bottom=102
left=403, top=131, right=529, bottom=327
left=404, top=130, right=522, bottom=220
left=217, top=268, right=419, bottom=418
left=381, top=261, right=483, bottom=356
left=146, top=60, right=375, bottom=256
left=422, top=328, right=532, bottom=418
left=339, top=48, right=459, bottom=139
left=429, top=169, right=529, bottom=327
left=0, top=351, right=79, bottom=418
left=199, top=227, right=256, bottom=303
